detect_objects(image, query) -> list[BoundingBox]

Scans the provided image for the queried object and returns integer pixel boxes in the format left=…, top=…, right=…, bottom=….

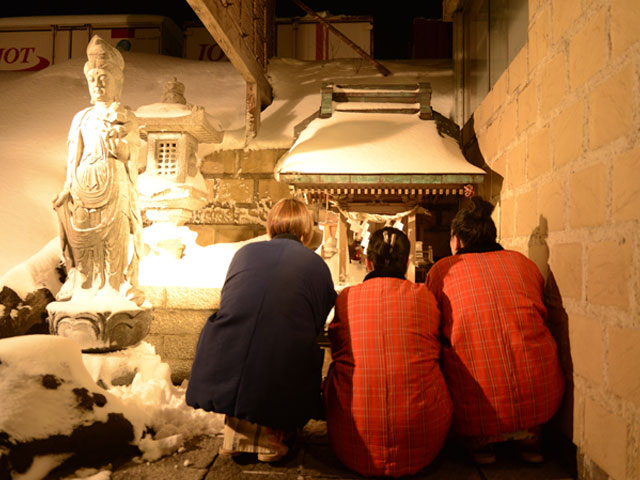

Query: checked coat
left=426, top=249, right=564, bottom=439
left=323, top=272, right=452, bottom=477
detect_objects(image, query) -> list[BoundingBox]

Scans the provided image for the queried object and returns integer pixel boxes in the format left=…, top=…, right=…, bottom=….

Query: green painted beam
left=277, top=173, right=485, bottom=185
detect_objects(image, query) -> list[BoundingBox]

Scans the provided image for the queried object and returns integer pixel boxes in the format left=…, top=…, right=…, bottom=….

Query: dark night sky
left=2, top=1, right=443, bottom=59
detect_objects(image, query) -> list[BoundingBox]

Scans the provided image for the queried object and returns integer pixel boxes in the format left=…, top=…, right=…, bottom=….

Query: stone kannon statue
left=48, top=35, right=152, bottom=351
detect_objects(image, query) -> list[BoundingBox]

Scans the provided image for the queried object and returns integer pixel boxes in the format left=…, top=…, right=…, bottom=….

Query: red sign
left=0, top=46, right=50, bottom=71
left=111, top=28, right=135, bottom=39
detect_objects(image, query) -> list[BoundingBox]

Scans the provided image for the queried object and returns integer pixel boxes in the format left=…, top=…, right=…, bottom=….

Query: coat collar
left=271, top=233, right=302, bottom=243
left=364, top=268, right=406, bottom=281
left=457, top=242, right=504, bottom=254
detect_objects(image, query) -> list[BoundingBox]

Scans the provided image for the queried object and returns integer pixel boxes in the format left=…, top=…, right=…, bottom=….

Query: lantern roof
left=136, top=103, right=224, bottom=144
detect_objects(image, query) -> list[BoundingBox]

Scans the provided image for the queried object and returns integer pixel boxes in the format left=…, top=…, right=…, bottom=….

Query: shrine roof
left=274, top=110, right=485, bottom=186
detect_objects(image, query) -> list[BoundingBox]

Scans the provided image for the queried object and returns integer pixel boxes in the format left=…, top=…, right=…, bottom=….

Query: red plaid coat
left=323, top=276, right=452, bottom=478
left=426, top=250, right=564, bottom=438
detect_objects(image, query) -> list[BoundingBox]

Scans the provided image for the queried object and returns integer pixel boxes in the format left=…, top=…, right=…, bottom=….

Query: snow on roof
left=274, top=111, right=485, bottom=177
left=135, top=103, right=224, bottom=143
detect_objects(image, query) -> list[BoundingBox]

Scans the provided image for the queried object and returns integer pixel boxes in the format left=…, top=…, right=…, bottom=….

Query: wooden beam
left=186, top=0, right=273, bottom=107
left=290, top=0, right=392, bottom=77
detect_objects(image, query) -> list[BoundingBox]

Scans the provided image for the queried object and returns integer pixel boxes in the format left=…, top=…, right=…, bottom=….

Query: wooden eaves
left=186, top=0, right=273, bottom=140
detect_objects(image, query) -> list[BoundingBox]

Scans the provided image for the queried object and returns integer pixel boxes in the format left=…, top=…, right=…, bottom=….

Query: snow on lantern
left=275, top=82, right=486, bottom=285
left=136, top=77, right=223, bottom=259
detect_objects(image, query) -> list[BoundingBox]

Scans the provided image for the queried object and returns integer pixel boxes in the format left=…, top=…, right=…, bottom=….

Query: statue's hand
left=116, top=138, right=130, bottom=162
left=115, top=120, right=133, bottom=143
left=105, top=129, right=119, bottom=157
left=53, top=188, right=70, bottom=208
left=105, top=121, right=132, bottom=160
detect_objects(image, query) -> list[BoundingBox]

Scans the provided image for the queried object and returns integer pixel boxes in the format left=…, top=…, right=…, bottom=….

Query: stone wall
left=191, top=147, right=292, bottom=244
left=142, top=285, right=221, bottom=384
left=469, top=1, right=639, bottom=479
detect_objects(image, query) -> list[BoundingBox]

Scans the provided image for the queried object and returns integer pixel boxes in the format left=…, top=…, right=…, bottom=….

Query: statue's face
left=86, top=68, right=118, bottom=103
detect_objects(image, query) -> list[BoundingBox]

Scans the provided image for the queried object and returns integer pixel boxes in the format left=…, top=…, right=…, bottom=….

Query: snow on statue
left=47, top=35, right=152, bottom=352
left=53, top=35, right=143, bottom=304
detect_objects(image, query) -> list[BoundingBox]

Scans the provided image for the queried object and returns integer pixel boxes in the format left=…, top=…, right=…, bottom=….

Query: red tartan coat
left=426, top=250, right=564, bottom=438
left=323, top=275, right=452, bottom=478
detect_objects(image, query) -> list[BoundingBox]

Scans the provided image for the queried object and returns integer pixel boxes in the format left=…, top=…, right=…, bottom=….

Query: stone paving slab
left=477, top=442, right=575, bottom=480
left=110, top=434, right=219, bottom=480
left=207, top=453, right=304, bottom=480
left=102, top=420, right=576, bottom=480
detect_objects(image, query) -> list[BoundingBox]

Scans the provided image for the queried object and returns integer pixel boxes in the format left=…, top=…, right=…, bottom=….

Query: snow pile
left=0, top=335, right=223, bottom=479
left=84, top=341, right=224, bottom=459
left=139, top=226, right=269, bottom=288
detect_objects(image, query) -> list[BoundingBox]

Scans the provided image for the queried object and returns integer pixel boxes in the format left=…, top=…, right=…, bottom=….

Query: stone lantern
left=136, top=78, right=223, bottom=258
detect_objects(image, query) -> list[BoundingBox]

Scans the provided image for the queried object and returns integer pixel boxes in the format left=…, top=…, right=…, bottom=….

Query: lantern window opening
left=156, top=141, right=179, bottom=177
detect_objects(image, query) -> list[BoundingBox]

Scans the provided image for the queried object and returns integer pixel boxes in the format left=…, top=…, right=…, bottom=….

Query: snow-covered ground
left=1, top=334, right=223, bottom=480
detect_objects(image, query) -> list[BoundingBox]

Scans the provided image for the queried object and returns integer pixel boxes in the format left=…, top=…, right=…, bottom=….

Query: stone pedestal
left=47, top=300, right=153, bottom=352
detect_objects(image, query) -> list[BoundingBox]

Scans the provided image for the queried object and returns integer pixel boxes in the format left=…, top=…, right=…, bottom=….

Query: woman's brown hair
left=267, top=198, right=314, bottom=245
left=450, top=196, right=497, bottom=249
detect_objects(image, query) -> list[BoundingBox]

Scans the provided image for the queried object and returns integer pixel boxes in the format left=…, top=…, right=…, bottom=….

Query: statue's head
left=83, top=35, right=125, bottom=104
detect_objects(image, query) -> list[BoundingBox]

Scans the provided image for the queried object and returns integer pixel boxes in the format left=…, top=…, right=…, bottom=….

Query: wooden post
left=337, top=212, right=349, bottom=284
left=186, top=0, right=273, bottom=106
left=418, top=82, right=433, bottom=120
left=320, top=83, right=334, bottom=118
left=290, top=0, right=392, bottom=77
left=245, top=81, right=260, bottom=142
left=407, top=213, right=416, bottom=282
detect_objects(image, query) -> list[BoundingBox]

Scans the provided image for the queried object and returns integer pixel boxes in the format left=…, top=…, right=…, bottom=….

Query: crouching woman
left=426, top=197, right=564, bottom=464
left=186, top=198, right=336, bottom=462
left=323, top=227, right=452, bottom=477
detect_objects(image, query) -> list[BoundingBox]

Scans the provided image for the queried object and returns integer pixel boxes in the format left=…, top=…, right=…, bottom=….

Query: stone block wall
left=192, top=147, right=292, bottom=244
left=470, top=1, right=640, bottom=479
left=142, top=285, right=221, bottom=384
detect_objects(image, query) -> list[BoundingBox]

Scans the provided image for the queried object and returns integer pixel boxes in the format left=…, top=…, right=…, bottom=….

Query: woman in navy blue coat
left=186, top=198, right=336, bottom=462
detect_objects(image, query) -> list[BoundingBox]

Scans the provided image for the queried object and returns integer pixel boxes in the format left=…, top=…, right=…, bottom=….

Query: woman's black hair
left=450, top=196, right=497, bottom=250
left=366, top=227, right=410, bottom=272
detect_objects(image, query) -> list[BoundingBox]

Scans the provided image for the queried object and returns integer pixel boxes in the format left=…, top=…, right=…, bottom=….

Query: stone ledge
left=150, top=309, right=211, bottom=335
left=163, top=333, right=200, bottom=360
left=168, top=358, right=195, bottom=385
left=141, top=286, right=221, bottom=309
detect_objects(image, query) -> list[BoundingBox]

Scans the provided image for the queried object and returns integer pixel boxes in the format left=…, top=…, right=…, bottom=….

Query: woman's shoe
left=257, top=428, right=289, bottom=462
left=257, top=447, right=288, bottom=462
left=218, top=447, right=240, bottom=457
left=469, top=444, right=496, bottom=465
left=515, top=439, right=544, bottom=464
